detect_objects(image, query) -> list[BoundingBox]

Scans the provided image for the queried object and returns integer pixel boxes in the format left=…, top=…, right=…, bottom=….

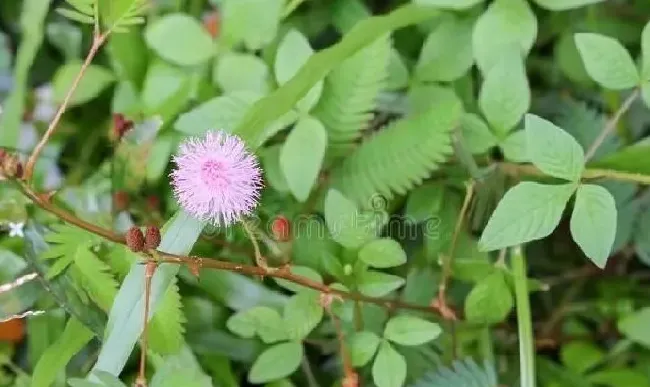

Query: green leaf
left=412, top=358, right=498, bottom=387
left=358, top=271, right=405, bottom=297
left=45, top=252, right=74, bottom=279
left=174, top=92, right=263, bottom=135
left=415, top=14, right=474, bottom=82
left=99, top=0, right=148, bottom=30
left=221, top=0, right=283, bottom=51
left=525, top=114, right=585, bottom=181
left=72, top=247, right=118, bottom=311
left=0, top=0, right=51, bottom=147
left=642, top=21, right=650, bottom=80
left=141, top=60, right=193, bottom=120
left=560, top=341, right=605, bottom=374
left=384, top=315, right=441, bottom=346
left=479, top=182, right=575, bottom=251
left=283, top=292, right=324, bottom=340
left=404, top=183, right=445, bottom=224
left=465, top=270, right=513, bottom=324
left=533, top=0, right=604, bottom=9
left=461, top=113, right=498, bottom=154
left=587, top=369, right=650, bottom=387
left=618, top=307, right=650, bottom=348
left=313, top=35, right=390, bottom=149
left=330, top=91, right=461, bottom=205
left=214, top=53, right=270, bottom=94
left=643, top=82, right=650, bottom=109
left=275, top=29, right=322, bottom=112
left=90, top=211, right=206, bottom=379
left=358, top=239, right=406, bottom=268
left=412, top=0, right=483, bottom=10
left=273, top=265, right=323, bottom=293
left=32, top=317, right=93, bottom=387
left=234, top=4, right=440, bottom=148
left=479, top=53, right=530, bottom=135
left=350, top=331, right=381, bottom=367
left=248, top=342, right=303, bottom=384
left=52, top=63, right=115, bottom=106
left=149, top=347, right=212, bottom=387
left=324, top=189, right=379, bottom=249
left=145, top=14, right=215, bottom=67
left=226, top=306, right=288, bottom=344
left=57, top=8, right=94, bottom=24
left=472, top=0, right=537, bottom=73
left=372, top=341, right=407, bottom=387
left=570, top=184, right=617, bottom=268
left=588, top=142, right=650, bottom=175
left=147, top=279, right=185, bottom=355
left=501, top=130, right=529, bottom=162
left=280, top=116, right=327, bottom=202
left=574, top=33, right=639, bottom=90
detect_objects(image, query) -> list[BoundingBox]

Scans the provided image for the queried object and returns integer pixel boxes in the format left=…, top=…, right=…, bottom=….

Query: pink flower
left=170, top=130, right=263, bottom=226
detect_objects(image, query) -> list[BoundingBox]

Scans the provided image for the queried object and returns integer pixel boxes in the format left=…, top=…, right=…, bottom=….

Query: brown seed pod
left=125, top=227, right=145, bottom=252
left=144, top=226, right=161, bottom=250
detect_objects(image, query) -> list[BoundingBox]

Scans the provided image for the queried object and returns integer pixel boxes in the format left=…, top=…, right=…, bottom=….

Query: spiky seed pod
left=144, top=226, right=161, bottom=250
left=126, top=227, right=145, bottom=252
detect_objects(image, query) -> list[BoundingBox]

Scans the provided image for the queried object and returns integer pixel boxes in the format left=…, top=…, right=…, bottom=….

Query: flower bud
left=1, top=153, right=23, bottom=179
left=271, top=215, right=291, bottom=242
left=113, top=113, right=134, bottom=141
left=144, top=226, right=161, bottom=250
left=113, top=191, right=129, bottom=212
left=125, top=227, right=145, bottom=252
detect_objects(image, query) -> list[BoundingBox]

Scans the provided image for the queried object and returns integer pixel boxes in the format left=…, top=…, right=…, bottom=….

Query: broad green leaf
left=587, top=369, right=650, bottom=387
left=387, top=48, right=409, bottom=90
left=273, top=265, right=323, bottom=293
left=525, top=114, right=585, bottom=181
left=280, top=116, right=327, bottom=202
left=32, top=317, right=93, bottom=387
left=383, top=315, right=442, bottom=346
left=275, top=29, right=322, bottom=112
left=214, top=53, right=270, bottom=93
left=358, top=271, right=405, bottom=297
left=234, top=4, right=440, bottom=147
left=555, top=32, right=592, bottom=86
left=0, top=0, right=52, bottom=147
left=570, top=184, right=617, bottom=268
left=465, top=270, right=513, bottom=324
left=283, top=292, right=324, bottom=340
left=404, top=183, right=445, bottom=224
left=560, top=341, right=605, bottom=374
left=479, top=182, right=575, bottom=251
left=532, top=0, right=604, bottom=10
left=479, top=53, right=530, bottom=135
left=372, top=341, right=407, bottom=387
left=358, top=239, right=407, bottom=268
left=472, top=0, right=537, bottom=73
left=248, top=342, right=303, bottom=384
left=141, top=60, right=193, bottom=120
left=221, top=0, right=283, bottom=51
left=108, top=29, right=148, bottom=88
left=226, top=306, right=288, bottom=344
left=643, top=21, right=650, bottom=80
left=412, top=0, right=483, bottom=9
left=90, top=211, right=206, bottom=379
left=350, top=331, right=381, bottom=367
left=588, top=142, right=650, bottom=175
left=149, top=347, right=212, bottom=387
left=415, top=14, right=474, bottom=82
left=574, top=33, right=639, bottom=90
left=461, top=113, right=498, bottom=154
left=501, top=130, right=529, bottom=162
left=145, top=14, right=215, bottom=66
left=618, top=307, right=650, bottom=348
left=324, top=189, right=378, bottom=249
left=52, top=63, right=115, bottom=106
left=174, top=92, right=263, bottom=135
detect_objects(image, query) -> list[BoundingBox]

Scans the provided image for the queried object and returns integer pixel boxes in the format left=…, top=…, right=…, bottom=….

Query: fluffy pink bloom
left=170, top=130, right=262, bottom=226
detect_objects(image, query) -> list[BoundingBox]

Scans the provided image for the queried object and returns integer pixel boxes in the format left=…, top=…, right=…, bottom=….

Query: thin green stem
left=512, top=246, right=535, bottom=387
left=498, top=162, right=650, bottom=186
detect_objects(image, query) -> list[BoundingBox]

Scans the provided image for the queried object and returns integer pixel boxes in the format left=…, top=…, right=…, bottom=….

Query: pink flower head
left=170, top=130, right=262, bottom=226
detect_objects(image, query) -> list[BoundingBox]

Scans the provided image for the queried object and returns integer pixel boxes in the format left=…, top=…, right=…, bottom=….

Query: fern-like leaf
left=313, top=35, right=390, bottom=157
left=410, top=358, right=498, bottom=387
left=329, top=94, right=461, bottom=207
left=147, top=278, right=186, bottom=355
left=58, top=0, right=97, bottom=25
left=100, top=0, right=149, bottom=33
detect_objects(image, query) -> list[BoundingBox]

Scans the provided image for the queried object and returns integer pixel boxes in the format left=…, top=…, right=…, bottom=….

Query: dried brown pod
left=144, top=226, right=161, bottom=250
left=126, top=227, right=145, bottom=252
